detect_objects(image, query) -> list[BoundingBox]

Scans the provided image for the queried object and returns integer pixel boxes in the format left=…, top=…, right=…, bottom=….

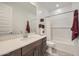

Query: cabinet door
left=22, top=39, right=42, bottom=56
left=42, top=37, right=47, bottom=56
left=22, top=43, right=35, bottom=56
left=33, top=37, right=47, bottom=56
left=33, top=45, right=41, bottom=56
left=22, top=49, right=34, bottom=56
left=4, top=48, right=21, bottom=56
left=33, top=40, right=43, bottom=56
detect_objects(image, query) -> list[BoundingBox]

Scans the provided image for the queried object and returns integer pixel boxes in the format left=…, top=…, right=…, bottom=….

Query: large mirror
left=0, top=2, right=36, bottom=40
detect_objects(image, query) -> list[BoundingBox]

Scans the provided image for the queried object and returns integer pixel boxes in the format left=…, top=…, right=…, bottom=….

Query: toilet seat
left=46, top=41, right=55, bottom=48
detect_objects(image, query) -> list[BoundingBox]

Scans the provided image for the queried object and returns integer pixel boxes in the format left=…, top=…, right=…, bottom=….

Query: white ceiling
left=2, top=2, right=36, bottom=14
left=35, top=2, right=72, bottom=12
left=2, top=2, right=72, bottom=14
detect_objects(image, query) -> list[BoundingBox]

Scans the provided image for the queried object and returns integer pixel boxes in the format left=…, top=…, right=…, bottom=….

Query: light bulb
left=56, top=4, right=59, bottom=7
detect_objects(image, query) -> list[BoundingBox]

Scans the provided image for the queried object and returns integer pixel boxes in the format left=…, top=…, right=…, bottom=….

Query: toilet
left=46, top=41, right=57, bottom=56
left=46, top=41, right=55, bottom=48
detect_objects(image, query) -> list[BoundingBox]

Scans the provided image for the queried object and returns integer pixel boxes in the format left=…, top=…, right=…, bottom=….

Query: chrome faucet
left=23, top=31, right=28, bottom=38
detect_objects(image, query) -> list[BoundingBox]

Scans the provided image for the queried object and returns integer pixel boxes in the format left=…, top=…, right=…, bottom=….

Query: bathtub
left=46, top=39, right=79, bottom=56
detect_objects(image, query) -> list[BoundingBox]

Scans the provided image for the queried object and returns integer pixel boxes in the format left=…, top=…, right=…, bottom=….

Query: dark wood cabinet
left=3, top=37, right=47, bottom=56
left=22, top=38, right=43, bottom=56
left=42, top=37, right=47, bottom=56
left=22, top=42, right=35, bottom=56
left=4, top=48, right=21, bottom=56
left=33, top=43, right=42, bottom=56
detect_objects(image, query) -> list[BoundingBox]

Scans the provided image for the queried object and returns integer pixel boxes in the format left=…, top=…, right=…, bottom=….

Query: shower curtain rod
left=44, top=10, right=75, bottom=18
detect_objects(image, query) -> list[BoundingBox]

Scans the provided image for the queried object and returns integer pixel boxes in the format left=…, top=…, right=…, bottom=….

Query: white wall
left=36, top=7, right=50, bottom=34
left=12, top=6, right=27, bottom=33
left=12, top=6, right=36, bottom=33
left=12, top=5, right=36, bottom=33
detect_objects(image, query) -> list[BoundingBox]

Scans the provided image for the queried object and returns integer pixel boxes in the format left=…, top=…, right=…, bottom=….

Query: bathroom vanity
left=0, top=33, right=47, bottom=56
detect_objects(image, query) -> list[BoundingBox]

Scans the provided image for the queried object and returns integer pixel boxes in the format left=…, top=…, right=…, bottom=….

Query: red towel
left=71, top=10, right=79, bottom=40
left=26, top=20, right=30, bottom=33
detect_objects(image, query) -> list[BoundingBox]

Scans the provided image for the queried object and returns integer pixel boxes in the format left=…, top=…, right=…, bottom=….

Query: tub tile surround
left=46, top=28, right=78, bottom=56
left=46, top=27, right=79, bottom=56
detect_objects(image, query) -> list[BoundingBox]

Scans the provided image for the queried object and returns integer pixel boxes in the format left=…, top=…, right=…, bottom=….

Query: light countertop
left=0, top=33, right=46, bottom=56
